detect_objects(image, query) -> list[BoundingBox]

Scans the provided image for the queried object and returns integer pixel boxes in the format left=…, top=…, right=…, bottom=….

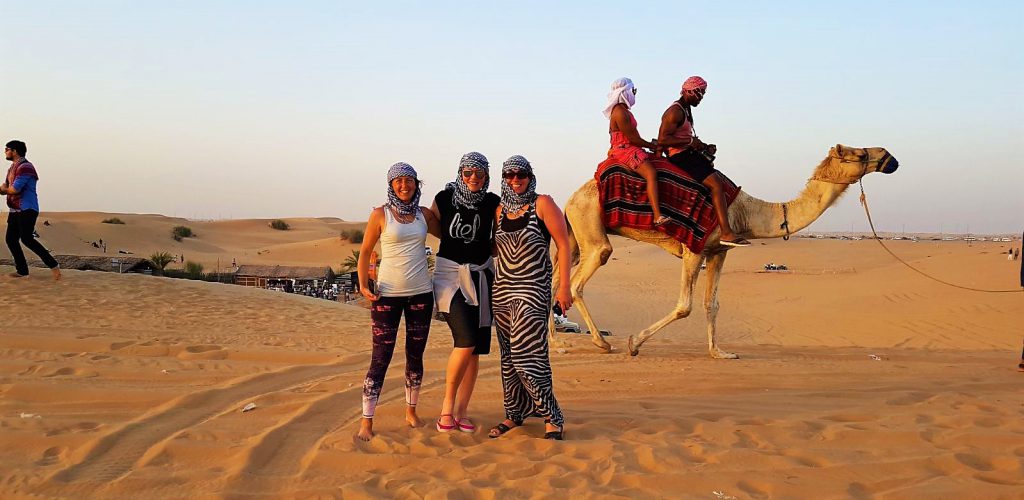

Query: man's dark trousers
left=6, top=210, right=58, bottom=275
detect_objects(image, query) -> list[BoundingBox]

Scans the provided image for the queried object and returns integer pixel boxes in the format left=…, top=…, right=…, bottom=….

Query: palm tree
left=341, top=249, right=360, bottom=273
left=150, top=251, right=175, bottom=274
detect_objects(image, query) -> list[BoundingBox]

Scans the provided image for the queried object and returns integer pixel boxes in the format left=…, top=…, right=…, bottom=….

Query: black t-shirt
left=434, top=188, right=501, bottom=265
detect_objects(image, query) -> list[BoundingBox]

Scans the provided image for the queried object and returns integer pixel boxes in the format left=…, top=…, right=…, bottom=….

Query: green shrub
left=270, top=219, right=290, bottom=230
left=184, top=261, right=204, bottom=276
left=340, top=229, right=364, bottom=244
left=172, top=226, right=194, bottom=242
left=101, top=217, right=125, bottom=225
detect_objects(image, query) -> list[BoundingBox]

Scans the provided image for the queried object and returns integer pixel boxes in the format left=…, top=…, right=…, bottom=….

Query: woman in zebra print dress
left=488, top=155, right=574, bottom=440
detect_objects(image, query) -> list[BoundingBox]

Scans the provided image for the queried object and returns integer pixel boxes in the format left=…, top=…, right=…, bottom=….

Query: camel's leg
left=702, top=251, right=738, bottom=359
left=548, top=227, right=579, bottom=346
left=572, top=237, right=614, bottom=352
left=627, top=250, right=704, bottom=356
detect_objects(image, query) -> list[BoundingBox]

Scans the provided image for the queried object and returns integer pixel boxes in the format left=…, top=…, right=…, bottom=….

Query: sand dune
left=3, top=212, right=365, bottom=270
left=0, top=214, right=1022, bottom=498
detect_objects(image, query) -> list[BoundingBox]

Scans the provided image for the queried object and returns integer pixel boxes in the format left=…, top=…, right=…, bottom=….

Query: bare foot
left=7, top=272, right=27, bottom=279
left=356, top=418, right=374, bottom=441
left=51, top=267, right=62, bottom=281
left=406, top=408, right=423, bottom=428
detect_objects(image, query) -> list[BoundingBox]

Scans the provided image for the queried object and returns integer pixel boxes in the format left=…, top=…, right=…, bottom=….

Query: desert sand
left=0, top=213, right=1021, bottom=499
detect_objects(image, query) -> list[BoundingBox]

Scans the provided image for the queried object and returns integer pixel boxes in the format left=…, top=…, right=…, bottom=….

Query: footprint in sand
left=36, top=446, right=66, bottom=466
left=128, top=341, right=170, bottom=357
left=954, top=452, right=995, bottom=472
left=43, top=367, right=98, bottom=378
left=18, top=365, right=43, bottom=376
left=109, top=341, right=135, bottom=351
left=46, top=422, right=101, bottom=436
left=176, top=344, right=228, bottom=360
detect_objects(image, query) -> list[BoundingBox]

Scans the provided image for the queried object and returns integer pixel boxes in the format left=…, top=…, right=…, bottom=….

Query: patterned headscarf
left=445, top=151, right=490, bottom=209
left=385, top=162, right=421, bottom=216
left=681, top=76, right=708, bottom=95
left=603, top=77, right=636, bottom=119
left=500, top=155, right=537, bottom=213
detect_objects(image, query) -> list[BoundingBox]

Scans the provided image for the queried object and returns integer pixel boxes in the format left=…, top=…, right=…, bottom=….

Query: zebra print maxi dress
left=492, top=204, right=564, bottom=428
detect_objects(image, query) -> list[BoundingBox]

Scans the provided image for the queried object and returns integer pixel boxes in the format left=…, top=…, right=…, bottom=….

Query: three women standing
left=355, top=156, right=572, bottom=441
left=356, top=163, right=439, bottom=441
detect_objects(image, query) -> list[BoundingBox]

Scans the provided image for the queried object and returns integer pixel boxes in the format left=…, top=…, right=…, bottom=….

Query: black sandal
left=488, top=419, right=522, bottom=439
left=544, top=427, right=564, bottom=441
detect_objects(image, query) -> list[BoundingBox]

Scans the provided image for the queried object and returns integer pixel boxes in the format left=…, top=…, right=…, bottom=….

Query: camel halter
left=810, top=150, right=890, bottom=185
left=858, top=180, right=1023, bottom=293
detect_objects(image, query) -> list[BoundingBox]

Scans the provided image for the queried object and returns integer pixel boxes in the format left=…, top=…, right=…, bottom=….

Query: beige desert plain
left=0, top=212, right=1021, bottom=498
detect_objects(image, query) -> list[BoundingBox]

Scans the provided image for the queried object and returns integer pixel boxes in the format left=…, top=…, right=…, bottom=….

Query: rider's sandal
left=721, top=237, right=752, bottom=247
left=653, top=215, right=671, bottom=227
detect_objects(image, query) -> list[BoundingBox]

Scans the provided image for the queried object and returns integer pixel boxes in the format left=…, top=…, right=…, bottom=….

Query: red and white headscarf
left=681, top=76, right=708, bottom=96
left=603, top=77, right=636, bottom=119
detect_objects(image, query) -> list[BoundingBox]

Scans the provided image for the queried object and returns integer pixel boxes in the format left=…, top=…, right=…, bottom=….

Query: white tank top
left=376, top=207, right=432, bottom=297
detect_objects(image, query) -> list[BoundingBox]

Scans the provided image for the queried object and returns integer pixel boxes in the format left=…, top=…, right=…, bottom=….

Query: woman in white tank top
left=355, top=162, right=440, bottom=441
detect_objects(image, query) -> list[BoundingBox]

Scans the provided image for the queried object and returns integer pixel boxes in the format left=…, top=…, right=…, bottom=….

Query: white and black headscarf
left=385, top=162, right=421, bottom=216
left=500, top=155, right=537, bottom=213
left=445, top=151, right=490, bottom=209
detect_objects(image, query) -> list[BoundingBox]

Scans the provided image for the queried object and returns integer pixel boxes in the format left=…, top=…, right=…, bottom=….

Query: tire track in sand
left=222, top=355, right=601, bottom=497
left=44, top=353, right=368, bottom=491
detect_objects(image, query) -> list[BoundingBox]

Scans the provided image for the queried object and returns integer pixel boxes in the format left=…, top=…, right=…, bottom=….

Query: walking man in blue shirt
left=2, top=140, right=60, bottom=280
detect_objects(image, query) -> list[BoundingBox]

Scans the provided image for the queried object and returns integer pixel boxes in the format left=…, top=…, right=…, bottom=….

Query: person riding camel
left=658, top=76, right=750, bottom=247
left=603, top=77, right=669, bottom=227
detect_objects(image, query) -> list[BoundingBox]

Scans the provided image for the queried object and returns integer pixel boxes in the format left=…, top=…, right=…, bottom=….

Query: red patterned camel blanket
left=595, top=157, right=740, bottom=254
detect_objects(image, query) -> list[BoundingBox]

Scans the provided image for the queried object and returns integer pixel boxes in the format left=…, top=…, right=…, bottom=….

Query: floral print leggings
left=361, top=292, right=433, bottom=419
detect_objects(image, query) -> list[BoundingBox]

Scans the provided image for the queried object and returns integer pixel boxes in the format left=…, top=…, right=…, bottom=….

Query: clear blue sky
left=3, top=1, right=1021, bottom=233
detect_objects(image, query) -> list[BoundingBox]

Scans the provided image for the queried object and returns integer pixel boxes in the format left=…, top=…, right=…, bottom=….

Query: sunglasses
left=502, top=171, right=531, bottom=180
left=461, top=169, right=486, bottom=179
left=631, top=87, right=638, bottom=95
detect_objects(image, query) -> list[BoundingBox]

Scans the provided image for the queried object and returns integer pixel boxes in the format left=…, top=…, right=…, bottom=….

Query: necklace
left=504, top=204, right=529, bottom=220
left=390, top=207, right=416, bottom=224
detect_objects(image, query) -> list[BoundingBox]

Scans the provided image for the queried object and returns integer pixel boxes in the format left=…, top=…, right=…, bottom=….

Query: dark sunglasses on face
left=502, top=171, right=530, bottom=180
left=461, top=169, right=486, bottom=179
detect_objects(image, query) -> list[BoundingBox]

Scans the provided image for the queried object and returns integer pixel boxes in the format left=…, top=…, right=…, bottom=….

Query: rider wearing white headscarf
left=602, top=77, right=636, bottom=119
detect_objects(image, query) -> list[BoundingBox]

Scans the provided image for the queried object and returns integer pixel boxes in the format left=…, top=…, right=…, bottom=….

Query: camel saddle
left=595, top=156, right=740, bottom=254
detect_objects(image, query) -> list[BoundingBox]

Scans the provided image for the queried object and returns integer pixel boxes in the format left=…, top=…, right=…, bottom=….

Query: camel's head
left=812, top=145, right=899, bottom=184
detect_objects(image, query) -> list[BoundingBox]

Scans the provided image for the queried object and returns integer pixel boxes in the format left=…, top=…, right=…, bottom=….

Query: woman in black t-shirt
left=429, top=152, right=501, bottom=433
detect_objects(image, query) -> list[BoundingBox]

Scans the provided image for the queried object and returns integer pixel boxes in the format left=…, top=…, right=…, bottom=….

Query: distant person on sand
left=2, top=140, right=60, bottom=280
left=488, top=155, right=573, bottom=441
left=603, top=77, right=668, bottom=226
left=658, top=76, right=750, bottom=247
left=428, top=152, right=501, bottom=434
left=355, top=162, right=440, bottom=441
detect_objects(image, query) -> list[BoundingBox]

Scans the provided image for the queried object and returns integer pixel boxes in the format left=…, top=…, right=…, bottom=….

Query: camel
left=556, top=144, right=899, bottom=358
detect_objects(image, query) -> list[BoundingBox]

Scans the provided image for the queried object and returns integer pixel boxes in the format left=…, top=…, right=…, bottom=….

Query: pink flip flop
left=456, top=417, right=476, bottom=433
left=436, top=414, right=457, bottom=433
